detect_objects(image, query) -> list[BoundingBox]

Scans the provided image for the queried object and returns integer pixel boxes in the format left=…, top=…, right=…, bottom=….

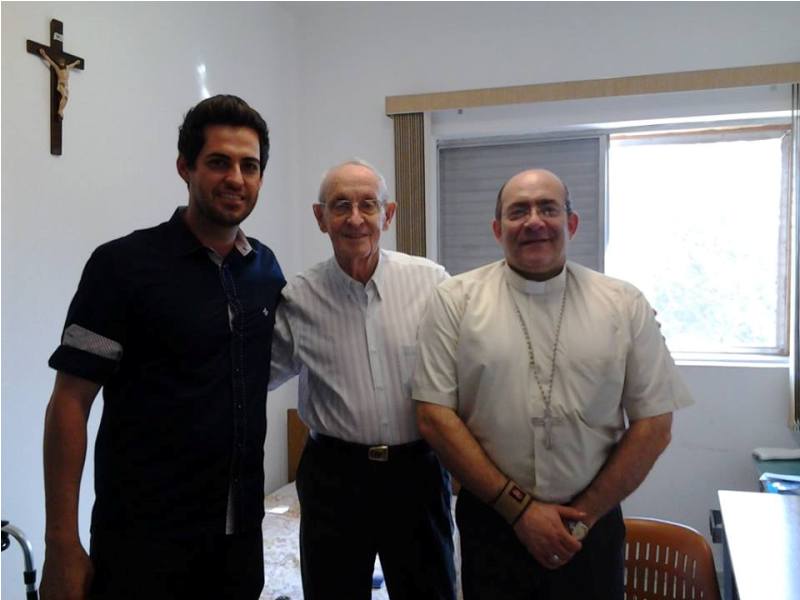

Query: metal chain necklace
left=508, top=271, right=569, bottom=449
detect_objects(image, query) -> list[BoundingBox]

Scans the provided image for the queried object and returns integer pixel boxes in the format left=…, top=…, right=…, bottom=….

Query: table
left=718, top=490, right=800, bottom=600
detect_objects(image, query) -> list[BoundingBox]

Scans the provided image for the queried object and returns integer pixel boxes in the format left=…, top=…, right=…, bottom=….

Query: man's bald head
left=318, top=159, right=389, bottom=206
left=494, top=169, right=571, bottom=221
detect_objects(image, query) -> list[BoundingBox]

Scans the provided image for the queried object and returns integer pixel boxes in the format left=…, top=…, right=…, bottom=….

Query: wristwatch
left=568, top=520, right=589, bottom=541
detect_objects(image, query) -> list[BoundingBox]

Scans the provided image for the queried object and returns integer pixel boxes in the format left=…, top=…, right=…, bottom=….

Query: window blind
left=438, top=137, right=603, bottom=275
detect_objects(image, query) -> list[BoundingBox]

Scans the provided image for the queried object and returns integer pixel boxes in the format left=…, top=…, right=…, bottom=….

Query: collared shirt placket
left=219, top=257, right=247, bottom=533
left=363, top=282, right=391, bottom=442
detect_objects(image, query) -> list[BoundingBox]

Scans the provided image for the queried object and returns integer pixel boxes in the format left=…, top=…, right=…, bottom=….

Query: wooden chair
left=624, top=517, right=721, bottom=600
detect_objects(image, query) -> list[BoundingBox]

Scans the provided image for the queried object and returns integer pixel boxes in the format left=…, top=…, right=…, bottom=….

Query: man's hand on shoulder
left=512, top=500, right=586, bottom=570
left=40, top=540, right=94, bottom=600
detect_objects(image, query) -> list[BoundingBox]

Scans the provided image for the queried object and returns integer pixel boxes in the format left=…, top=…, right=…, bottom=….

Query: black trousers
left=88, top=528, right=264, bottom=600
left=457, top=489, right=625, bottom=600
left=296, top=434, right=457, bottom=600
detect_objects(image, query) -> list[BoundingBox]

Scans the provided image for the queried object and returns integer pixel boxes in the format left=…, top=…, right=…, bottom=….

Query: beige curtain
left=392, top=113, right=426, bottom=257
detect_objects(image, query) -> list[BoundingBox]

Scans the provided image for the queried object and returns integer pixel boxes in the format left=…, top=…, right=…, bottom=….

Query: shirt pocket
left=561, top=322, right=626, bottom=426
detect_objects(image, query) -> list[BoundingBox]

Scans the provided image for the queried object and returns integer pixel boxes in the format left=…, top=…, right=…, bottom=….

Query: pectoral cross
left=27, top=19, right=85, bottom=155
left=531, top=405, right=563, bottom=450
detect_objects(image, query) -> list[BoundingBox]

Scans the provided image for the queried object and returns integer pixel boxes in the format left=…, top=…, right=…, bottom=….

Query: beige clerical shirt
left=412, top=260, right=693, bottom=503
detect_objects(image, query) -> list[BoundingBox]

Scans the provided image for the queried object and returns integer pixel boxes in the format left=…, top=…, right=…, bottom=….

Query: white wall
left=1, top=3, right=301, bottom=597
left=287, top=0, right=800, bottom=567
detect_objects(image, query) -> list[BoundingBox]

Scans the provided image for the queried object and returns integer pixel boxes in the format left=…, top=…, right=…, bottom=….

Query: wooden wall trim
left=386, top=62, right=800, bottom=115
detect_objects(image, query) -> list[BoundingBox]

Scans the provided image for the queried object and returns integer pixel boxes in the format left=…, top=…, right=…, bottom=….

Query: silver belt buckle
left=368, top=445, right=389, bottom=462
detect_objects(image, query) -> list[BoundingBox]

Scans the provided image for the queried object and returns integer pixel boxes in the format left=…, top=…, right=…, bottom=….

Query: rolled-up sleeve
left=49, top=246, right=128, bottom=384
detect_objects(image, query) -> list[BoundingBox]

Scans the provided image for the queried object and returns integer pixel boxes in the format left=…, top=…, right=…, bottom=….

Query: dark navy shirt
left=49, top=209, right=285, bottom=537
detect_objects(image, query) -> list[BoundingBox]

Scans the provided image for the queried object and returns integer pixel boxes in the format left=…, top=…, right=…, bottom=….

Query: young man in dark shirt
left=40, top=95, right=285, bottom=600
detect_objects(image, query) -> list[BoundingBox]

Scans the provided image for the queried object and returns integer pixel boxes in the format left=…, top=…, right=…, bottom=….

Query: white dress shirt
left=271, top=250, right=449, bottom=445
left=412, top=260, right=693, bottom=503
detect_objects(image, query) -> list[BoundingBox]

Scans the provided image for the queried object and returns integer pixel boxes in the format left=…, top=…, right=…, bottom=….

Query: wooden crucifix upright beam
left=27, top=19, right=85, bottom=156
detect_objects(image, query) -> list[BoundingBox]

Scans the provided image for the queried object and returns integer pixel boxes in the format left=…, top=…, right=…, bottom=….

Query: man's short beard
left=198, top=200, right=254, bottom=228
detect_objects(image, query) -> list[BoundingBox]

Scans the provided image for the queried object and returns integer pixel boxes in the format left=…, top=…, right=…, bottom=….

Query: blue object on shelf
left=759, top=472, right=800, bottom=495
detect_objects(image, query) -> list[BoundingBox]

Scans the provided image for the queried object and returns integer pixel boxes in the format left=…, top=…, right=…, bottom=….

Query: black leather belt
left=310, top=432, right=431, bottom=462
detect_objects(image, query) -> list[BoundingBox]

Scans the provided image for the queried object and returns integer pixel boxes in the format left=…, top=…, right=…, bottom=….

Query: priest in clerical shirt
left=412, top=168, right=693, bottom=600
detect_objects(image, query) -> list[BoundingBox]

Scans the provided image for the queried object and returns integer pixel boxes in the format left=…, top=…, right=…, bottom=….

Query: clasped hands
left=512, top=500, right=589, bottom=570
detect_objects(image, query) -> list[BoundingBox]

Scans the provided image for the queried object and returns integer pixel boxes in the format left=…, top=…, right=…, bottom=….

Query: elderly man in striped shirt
left=270, top=159, right=456, bottom=600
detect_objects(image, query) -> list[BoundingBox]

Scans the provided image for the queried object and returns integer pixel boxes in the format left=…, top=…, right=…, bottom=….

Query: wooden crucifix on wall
left=27, top=19, right=85, bottom=155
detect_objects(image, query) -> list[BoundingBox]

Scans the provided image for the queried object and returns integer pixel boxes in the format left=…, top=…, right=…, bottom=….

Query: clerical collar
left=503, top=261, right=568, bottom=296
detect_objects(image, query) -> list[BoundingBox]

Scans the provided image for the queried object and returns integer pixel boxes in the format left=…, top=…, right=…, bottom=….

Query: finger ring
left=551, top=554, right=560, bottom=563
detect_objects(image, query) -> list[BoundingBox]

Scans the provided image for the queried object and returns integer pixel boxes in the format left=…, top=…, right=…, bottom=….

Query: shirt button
left=236, top=403, right=243, bottom=409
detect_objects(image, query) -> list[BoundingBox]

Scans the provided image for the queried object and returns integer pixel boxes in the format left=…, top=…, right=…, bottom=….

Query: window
left=606, top=127, right=790, bottom=356
left=438, top=123, right=792, bottom=359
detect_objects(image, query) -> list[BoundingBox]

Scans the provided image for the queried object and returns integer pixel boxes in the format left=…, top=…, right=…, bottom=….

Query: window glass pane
left=606, top=132, right=787, bottom=354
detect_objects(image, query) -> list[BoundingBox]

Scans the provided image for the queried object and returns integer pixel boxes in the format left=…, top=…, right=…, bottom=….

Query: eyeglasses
left=504, top=203, right=566, bottom=221
left=323, top=199, right=383, bottom=217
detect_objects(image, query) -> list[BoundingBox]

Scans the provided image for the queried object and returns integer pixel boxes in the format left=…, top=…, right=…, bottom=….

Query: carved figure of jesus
left=39, top=48, right=81, bottom=119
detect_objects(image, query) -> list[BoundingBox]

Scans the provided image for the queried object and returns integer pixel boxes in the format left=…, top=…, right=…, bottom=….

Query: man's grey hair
left=317, top=158, right=390, bottom=205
